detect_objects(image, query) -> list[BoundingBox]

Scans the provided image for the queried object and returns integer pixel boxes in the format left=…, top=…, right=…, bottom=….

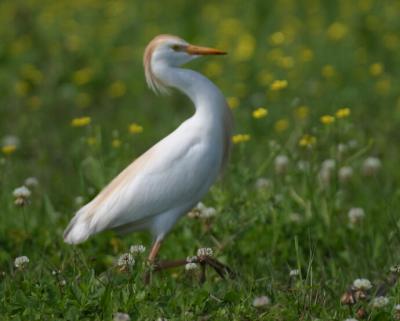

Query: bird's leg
left=144, top=239, right=162, bottom=284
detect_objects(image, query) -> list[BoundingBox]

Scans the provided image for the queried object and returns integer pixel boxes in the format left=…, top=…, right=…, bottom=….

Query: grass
left=1, top=0, right=400, bottom=320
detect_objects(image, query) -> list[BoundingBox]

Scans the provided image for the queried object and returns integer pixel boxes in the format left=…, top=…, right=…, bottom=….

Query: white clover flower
left=188, top=202, right=216, bottom=219
left=252, top=295, right=271, bottom=307
left=289, top=212, right=302, bottom=223
left=113, top=312, right=131, bottom=321
left=289, top=269, right=300, bottom=277
left=395, top=304, right=400, bottom=311
left=390, top=265, right=400, bottom=273
left=2, top=135, right=20, bottom=147
left=255, top=177, right=272, bottom=190
left=156, top=318, right=168, bottom=321
left=371, top=296, right=389, bottom=308
left=24, top=177, right=39, bottom=188
left=14, top=256, right=29, bottom=269
left=353, top=278, right=372, bottom=291
left=339, top=166, right=353, bottom=183
left=74, top=196, right=84, bottom=207
left=297, top=160, right=310, bottom=172
left=186, top=256, right=197, bottom=263
left=130, top=244, right=146, bottom=255
left=200, top=207, right=217, bottom=219
left=117, top=253, right=135, bottom=268
left=322, top=159, right=336, bottom=171
left=59, top=279, right=66, bottom=286
left=348, top=208, right=365, bottom=225
left=362, top=157, right=381, bottom=176
left=13, top=186, right=31, bottom=198
left=344, top=318, right=358, bottom=321
left=197, top=248, right=213, bottom=257
left=337, top=143, right=348, bottom=156
left=185, top=262, right=198, bottom=271
left=274, top=154, right=289, bottom=175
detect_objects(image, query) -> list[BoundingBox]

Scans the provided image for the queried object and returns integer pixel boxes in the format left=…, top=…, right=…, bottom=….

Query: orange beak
left=185, top=44, right=227, bottom=56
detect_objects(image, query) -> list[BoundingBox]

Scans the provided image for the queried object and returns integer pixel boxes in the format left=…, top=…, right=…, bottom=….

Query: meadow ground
left=1, top=0, right=400, bottom=320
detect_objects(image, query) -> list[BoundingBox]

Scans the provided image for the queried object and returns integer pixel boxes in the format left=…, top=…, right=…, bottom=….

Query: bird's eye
left=171, top=44, right=183, bottom=52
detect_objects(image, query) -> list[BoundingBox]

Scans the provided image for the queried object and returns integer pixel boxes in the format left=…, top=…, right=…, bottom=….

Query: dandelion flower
left=299, top=134, right=316, bottom=148
left=336, top=108, right=351, bottom=118
left=130, top=244, right=146, bottom=255
left=369, top=63, right=384, bottom=77
left=108, top=81, right=127, bottom=98
left=371, top=296, right=389, bottom=308
left=327, top=22, right=348, bottom=41
left=353, top=278, right=372, bottom=291
left=1, top=145, right=17, bottom=155
left=112, top=139, right=122, bottom=148
left=274, top=118, right=289, bottom=133
left=252, top=295, right=271, bottom=307
left=71, top=116, right=91, bottom=127
left=14, top=256, right=29, bottom=269
left=128, top=123, right=143, bottom=134
left=295, top=106, right=310, bottom=120
left=232, top=134, right=250, bottom=144
left=320, top=115, right=335, bottom=125
left=197, top=248, right=213, bottom=257
left=227, top=97, right=240, bottom=109
left=322, top=65, right=336, bottom=78
left=270, top=79, right=288, bottom=91
left=348, top=208, right=365, bottom=225
left=252, top=107, right=268, bottom=119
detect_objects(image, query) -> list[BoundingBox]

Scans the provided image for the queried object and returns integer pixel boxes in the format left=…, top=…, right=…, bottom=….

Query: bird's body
left=64, top=35, right=232, bottom=258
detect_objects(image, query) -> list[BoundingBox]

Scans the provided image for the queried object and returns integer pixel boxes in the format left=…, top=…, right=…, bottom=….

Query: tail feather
left=63, top=208, right=92, bottom=244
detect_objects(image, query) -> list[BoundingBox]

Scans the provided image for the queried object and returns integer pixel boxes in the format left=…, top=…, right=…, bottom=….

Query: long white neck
left=153, top=65, right=227, bottom=121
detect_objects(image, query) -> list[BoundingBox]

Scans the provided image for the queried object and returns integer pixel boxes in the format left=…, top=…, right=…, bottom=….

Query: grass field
left=1, top=0, right=400, bottom=320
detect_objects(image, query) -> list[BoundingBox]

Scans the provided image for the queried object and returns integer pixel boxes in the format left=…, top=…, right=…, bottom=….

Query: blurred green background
left=1, top=0, right=400, bottom=319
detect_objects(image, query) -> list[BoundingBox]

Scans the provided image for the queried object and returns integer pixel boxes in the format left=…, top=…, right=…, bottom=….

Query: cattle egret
left=64, top=34, right=234, bottom=279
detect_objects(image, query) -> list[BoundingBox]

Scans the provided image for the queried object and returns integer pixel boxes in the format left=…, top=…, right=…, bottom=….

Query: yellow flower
left=252, top=107, right=268, bottom=119
left=274, top=118, right=289, bottom=133
left=87, top=137, right=97, bottom=146
left=232, top=134, right=250, bottom=144
left=233, top=33, right=256, bottom=61
left=336, top=108, right=351, bottom=118
left=108, top=81, right=127, bottom=98
left=269, top=31, right=285, bottom=46
left=71, top=116, right=91, bottom=127
left=20, top=64, right=43, bottom=84
left=295, top=106, right=310, bottom=120
left=73, top=67, right=93, bottom=86
left=227, top=97, right=240, bottom=109
left=1, top=145, right=17, bottom=155
left=299, top=134, right=316, bottom=148
left=204, top=61, right=222, bottom=78
left=76, top=93, right=91, bottom=108
left=300, top=48, right=314, bottom=62
left=375, top=78, right=391, bottom=95
left=14, top=81, right=29, bottom=96
left=327, top=22, right=348, bottom=41
left=278, top=56, right=294, bottom=69
left=369, top=63, right=383, bottom=77
left=320, top=115, right=335, bottom=125
left=322, top=65, right=336, bottom=78
left=270, top=80, right=288, bottom=91
left=112, top=139, right=122, bottom=148
left=129, top=123, right=143, bottom=134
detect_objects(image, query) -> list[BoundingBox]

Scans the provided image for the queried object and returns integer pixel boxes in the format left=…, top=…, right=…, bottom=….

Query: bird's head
left=144, top=34, right=226, bottom=94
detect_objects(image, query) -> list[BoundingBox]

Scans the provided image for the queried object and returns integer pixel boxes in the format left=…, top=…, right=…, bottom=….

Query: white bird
left=64, top=34, right=233, bottom=268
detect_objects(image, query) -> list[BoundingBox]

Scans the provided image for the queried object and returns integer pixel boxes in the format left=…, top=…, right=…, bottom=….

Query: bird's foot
left=144, top=254, right=235, bottom=284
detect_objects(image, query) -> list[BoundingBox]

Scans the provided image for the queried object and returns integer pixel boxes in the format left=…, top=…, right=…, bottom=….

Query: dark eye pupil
left=172, top=45, right=181, bottom=51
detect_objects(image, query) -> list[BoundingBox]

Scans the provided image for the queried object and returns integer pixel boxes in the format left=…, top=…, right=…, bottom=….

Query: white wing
left=64, top=120, right=221, bottom=244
